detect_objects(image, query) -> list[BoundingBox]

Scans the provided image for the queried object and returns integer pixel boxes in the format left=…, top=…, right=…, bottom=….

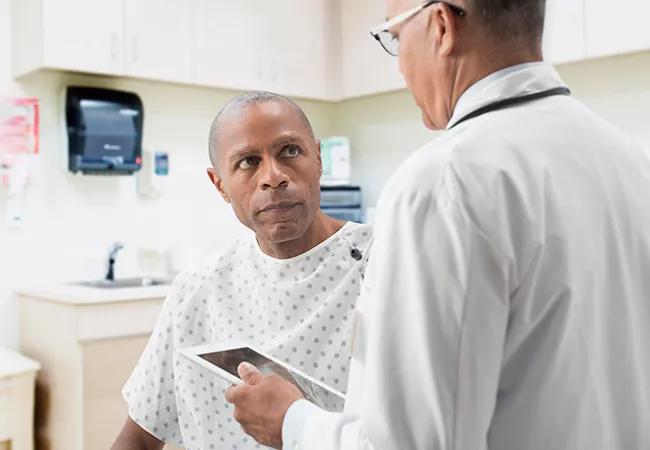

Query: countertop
left=15, top=281, right=172, bottom=306
left=0, top=347, right=40, bottom=377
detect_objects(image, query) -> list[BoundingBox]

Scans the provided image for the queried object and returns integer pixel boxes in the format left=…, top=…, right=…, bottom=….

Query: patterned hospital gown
left=123, top=222, right=373, bottom=449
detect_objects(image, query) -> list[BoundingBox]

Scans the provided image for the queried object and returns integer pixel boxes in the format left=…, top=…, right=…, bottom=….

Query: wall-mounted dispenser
left=65, top=86, right=143, bottom=175
left=137, top=149, right=169, bottom=198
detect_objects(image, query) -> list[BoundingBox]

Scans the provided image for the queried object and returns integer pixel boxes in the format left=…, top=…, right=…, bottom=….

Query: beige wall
left=2, top=0, right=650, bottom=349
left=336, top=51, right=650, bottom=207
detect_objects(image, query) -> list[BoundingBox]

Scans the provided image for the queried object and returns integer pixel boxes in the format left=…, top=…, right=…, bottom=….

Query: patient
left=111, top=91, right=373, bottom=450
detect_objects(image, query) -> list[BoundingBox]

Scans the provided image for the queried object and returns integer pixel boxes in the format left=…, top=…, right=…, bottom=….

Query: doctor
left=226, top=0, right=650, bottom=449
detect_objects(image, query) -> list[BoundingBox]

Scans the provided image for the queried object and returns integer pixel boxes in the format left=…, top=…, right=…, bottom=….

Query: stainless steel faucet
left=105, top=242, right=124, bottom=281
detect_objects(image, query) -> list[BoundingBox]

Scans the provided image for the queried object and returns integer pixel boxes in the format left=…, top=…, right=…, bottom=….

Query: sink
left=74, top=277, right=172, bottom=289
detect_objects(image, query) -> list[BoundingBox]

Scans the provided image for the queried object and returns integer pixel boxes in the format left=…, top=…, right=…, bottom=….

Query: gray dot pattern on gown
left=122, top=222, right=373, bottom=449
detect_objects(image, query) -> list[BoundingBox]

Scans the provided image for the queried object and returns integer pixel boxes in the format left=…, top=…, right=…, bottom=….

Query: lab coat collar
left=446, top=62, right=568, bottom=130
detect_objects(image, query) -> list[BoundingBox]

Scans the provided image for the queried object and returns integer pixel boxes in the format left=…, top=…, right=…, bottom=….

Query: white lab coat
left=282, top=63, right=650, bottom=450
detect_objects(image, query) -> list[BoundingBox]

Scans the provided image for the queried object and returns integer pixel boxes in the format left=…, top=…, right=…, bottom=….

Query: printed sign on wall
left=0, top=97, right=39, bottom=188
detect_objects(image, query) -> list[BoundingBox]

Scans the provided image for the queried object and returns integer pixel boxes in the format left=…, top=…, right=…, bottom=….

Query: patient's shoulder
left=165, top=239, right=250, bottom=306
left=342, top=222, right=373, bottom=240
left=340, top=222, right=374, bottom=257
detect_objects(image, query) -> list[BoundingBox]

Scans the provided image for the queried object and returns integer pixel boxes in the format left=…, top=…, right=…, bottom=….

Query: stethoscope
left=341, top=88, right=570, bottom=265
left=449, top=86, right=572, bottom=129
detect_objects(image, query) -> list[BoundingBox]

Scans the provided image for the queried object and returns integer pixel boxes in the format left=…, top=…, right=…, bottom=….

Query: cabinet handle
left=110, top=34, right=119, bottom=60
left=132, top=37, right=139, bottom=63
left=257, top=57, right=263, bottom=80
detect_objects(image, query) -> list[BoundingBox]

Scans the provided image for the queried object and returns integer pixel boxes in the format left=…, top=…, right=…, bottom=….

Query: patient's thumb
left=238, top=361, right=262, bottom=385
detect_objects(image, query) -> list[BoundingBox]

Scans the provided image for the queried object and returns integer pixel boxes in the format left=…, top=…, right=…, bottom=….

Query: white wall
left=0, top=0, right=335, bottom=349
left=560, top=52, right=650, bottom=147
left=336, top=51, right=650, bottom=208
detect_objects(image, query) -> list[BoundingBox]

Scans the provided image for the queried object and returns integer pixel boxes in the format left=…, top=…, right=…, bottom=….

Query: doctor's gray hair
left=208, top=91, right=314, bottom=170
left=466, top=0, right=546, bottom=43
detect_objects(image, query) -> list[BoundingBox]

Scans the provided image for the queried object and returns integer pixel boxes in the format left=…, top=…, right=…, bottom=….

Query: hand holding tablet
left=177, top=341, right=346, bottom=412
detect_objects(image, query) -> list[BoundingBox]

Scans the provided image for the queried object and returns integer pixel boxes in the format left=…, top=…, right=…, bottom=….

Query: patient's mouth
left=258, top=201, right=300, bottom=214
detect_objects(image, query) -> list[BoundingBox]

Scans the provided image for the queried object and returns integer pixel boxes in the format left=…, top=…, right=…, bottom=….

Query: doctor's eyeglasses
left=370, top=0, right=466, bottom=56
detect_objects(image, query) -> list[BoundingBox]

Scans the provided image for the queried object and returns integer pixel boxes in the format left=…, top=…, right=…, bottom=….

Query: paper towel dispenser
left=65, top=86, right=143, bottom=175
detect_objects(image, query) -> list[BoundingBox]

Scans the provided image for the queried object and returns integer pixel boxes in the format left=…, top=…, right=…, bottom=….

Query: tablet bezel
left=176, top=340, right=347, bottom=400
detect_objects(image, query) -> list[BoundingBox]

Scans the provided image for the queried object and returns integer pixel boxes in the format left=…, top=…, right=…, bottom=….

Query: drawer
left=76, top=299, right=164, bottom=341
left=320, top=186, right=362, bottom=207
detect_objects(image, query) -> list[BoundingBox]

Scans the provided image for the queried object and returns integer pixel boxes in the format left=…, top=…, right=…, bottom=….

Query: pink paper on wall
left=0, top=97, right=39, bottom=187
left=0, top=97, right=40, bottom=156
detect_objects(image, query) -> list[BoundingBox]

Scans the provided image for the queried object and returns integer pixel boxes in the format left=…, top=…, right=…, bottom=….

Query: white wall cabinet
left=543, top=0, right=587, bottom=64
left=192, top=0, right=336, bottom=100
left=10, top=0, right=650, bottom=101
left=266, top=0, right=338, bottom=100
left=585, top=0, right=650, bottom=59
left=193, top=0, right=263, bottom=93
left=12, top=0, right=193, bottom=83
left=123, top=0, right=193, bottom=84
left=339, top=0, right=406, bottom=99
left=12, top=0, right=124, bottom=77
left=543, top=0, right=650, bottom=63
left=12, top=0, right=336, bottom=100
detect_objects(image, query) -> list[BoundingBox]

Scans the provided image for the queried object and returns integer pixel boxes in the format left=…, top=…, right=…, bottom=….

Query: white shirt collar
left=446, top=62, right=567, bottom=129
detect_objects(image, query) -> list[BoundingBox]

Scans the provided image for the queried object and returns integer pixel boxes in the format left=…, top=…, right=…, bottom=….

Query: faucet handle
left=106, top=242, right=124, bottom=282
left=108, top=241, right=124, bottom=259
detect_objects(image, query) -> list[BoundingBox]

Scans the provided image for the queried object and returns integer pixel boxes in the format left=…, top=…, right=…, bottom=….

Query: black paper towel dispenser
left=65, top=86, right=143, bottom=175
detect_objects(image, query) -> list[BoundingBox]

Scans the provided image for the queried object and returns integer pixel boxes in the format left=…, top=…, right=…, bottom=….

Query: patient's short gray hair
left=208, top=91, right=314, bottom=170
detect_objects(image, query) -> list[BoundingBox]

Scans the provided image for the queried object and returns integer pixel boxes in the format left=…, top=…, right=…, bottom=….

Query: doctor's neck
left=439, top=0, right=545, bottom=126
left=449, top=39, right=543, bottom=109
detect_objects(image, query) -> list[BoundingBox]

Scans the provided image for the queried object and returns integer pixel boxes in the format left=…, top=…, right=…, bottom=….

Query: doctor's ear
left=316, top=139, right=322, bottom=173
left=206, top=168, right=231, bottom=203
left=428, top=2, right=459, bottom=56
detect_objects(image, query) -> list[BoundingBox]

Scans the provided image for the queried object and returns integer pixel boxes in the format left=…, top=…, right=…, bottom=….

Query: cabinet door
left=585, top=0, right=650, bottom=58
left=124, top=0, right=193, bottom=83
left=543, top=0, right=586, bottom=64
left=267, top=0, right=335, bottom=100
left=41, top=0, right=124, bottom=75
left=193, top=0, right=263, bottom=92
left=193, top=0, right=335, bottom=100
left=340, top=0, right=405, bottom=99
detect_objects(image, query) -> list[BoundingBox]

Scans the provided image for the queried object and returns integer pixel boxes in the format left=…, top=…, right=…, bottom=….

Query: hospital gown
left=123, top=221, right=373, bottom=449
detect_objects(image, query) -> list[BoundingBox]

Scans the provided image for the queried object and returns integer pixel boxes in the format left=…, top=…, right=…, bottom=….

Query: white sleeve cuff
left=282, top=399, right=323, bottom=450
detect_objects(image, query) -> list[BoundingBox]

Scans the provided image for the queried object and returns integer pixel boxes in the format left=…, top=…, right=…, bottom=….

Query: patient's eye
left=280, top=145, right=300, bottom=158
left=237, top=156, right=259, bottom=170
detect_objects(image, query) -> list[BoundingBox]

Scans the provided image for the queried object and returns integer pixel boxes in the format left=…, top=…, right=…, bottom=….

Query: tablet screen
left=199, top=347, right=344, bottom=412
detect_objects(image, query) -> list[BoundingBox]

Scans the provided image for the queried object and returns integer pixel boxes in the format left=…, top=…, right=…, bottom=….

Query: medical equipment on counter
left=320, top=136, right=351, bottom=186
left=320, top=185, right=363, bottom=223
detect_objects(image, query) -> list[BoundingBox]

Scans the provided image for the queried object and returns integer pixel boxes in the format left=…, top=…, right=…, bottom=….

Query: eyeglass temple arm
left=369, top=4, right=425, bottom=35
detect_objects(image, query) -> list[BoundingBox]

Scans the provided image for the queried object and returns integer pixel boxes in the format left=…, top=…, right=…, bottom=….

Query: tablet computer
left=177, top=341, right=346, bottom=412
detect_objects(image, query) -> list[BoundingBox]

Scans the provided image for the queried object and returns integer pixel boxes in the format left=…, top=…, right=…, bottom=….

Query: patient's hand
left=225, top=362, right=304, bottom=449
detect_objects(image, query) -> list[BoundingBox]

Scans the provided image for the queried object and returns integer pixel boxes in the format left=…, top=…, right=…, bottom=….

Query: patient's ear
left=207, top=168, right=231, bottom=203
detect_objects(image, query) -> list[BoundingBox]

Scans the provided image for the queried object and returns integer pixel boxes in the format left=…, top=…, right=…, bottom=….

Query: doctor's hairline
left=415, top=0, right=546, bottom=42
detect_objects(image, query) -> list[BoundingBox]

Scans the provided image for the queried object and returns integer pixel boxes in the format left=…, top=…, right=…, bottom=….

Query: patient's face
left=210, top=101, right=322, bottom=244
